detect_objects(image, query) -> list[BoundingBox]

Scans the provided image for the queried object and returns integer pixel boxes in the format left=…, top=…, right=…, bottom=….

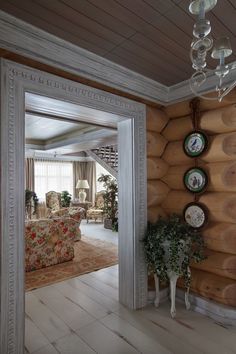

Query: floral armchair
left=45, top=191, right=84, bottom=240
left=86, top=191, right=105, bottom=223
left=25, top=217, right=79, bottom=272
left=46, top=191, right=84, bottom=222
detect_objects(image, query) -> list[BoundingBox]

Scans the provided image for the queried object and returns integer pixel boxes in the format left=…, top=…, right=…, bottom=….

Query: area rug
left=25, top=236, right=118, bottom=291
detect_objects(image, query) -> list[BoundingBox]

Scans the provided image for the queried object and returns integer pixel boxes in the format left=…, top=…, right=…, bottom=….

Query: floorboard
left=25, top=265, right=236, bottom=354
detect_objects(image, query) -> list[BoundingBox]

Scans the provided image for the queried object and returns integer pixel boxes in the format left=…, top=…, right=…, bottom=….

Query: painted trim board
left=0, top=59, right=147, bottom=354
left=0, top=10, right=236, bottom=105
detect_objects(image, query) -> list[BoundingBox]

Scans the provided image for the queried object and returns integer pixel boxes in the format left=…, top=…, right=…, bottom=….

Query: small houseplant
left=144, top=214, right=206, bottom=317
left=25, top=189, right=39, bottom=219
left=143, top=214, right=206, bottom=288
left=61, top=190, right=72, bottom=207
left=97, top=174, right=118, bottom=229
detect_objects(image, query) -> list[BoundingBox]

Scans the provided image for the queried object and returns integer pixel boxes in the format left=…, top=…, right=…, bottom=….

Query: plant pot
left=104, top=218, right=113, bottom=229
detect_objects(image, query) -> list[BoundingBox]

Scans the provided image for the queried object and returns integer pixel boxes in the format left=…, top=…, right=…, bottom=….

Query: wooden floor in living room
left=25, top=264, right=236, bottom=354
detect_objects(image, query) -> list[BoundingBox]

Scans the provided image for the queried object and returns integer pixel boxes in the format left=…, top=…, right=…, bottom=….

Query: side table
left=70, top=200, right=92, bottom=218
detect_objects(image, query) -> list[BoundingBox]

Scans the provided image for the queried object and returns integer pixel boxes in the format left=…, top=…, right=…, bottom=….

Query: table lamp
left=76, top=179, right=90, bottom=202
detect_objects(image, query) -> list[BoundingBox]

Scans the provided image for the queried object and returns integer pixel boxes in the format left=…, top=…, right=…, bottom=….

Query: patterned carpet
left=25, top=236, right=118, bottom=291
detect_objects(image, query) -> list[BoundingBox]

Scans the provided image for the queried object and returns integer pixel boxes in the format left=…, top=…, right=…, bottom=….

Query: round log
left=164, top=102, right=191, bottom=119
left=162, top=141, right=192, bottom=166
left=165, top=90, right=236, bottom=119
left=147, top=157, right=169, bottom=179
left=162, top=116, right=193, bottom=141
left=147, top=131, right=167, bottom=157
left=161, top=190, right=194, bottom=215
left=200, top=104, right=236, bottom=134
left=199, top=192, right=236, bottom=223
left=201, top=132, right=236, bottom=163
left=192, top=250, right=236, bottom=281
left=178, top=269, right=236, bottom=307
left=162, top=161, right=236, bottom=192
left=200, top=89, right=236, bottom=111
left=147, top=206, right=167, bottom=223
left=203, top=161, right=236, bottom=192
left=161, top=164, right=192, bottom=190
left=147, top=180, right=170, bottom=207
left=146, top=106, right=169, bottom=132
left=203, top=223, right=236, bottom=255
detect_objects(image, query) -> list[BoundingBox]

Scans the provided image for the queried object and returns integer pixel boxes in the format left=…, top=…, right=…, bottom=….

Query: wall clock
left=184, top=202, right=208, bottom=229
left=184, top=167, right=208, bottom=193
left=183, top=131, right=208, bottom=157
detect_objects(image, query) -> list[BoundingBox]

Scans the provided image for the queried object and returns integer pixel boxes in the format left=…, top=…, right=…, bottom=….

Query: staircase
left=86, top=146, right=118, bottom=178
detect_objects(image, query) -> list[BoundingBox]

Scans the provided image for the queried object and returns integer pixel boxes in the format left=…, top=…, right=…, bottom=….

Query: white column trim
left=0, top=59, right=147, bottom=353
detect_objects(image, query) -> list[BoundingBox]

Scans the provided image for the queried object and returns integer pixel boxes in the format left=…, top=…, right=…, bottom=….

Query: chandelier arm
left=189, top=81, right=227, bottom=101
left=219, top=81, right=236, bottom=100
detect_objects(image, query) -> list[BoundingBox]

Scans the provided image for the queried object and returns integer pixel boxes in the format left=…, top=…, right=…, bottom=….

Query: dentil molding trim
left=0, top=59, right=147, bottom=353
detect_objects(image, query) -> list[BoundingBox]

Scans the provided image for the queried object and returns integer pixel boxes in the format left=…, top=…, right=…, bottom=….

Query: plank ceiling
left=0, top=0, right=235, bottom=86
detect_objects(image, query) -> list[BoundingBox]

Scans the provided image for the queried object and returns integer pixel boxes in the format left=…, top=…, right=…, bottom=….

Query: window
left=96, top=162, right=112, bottom=192
left=35, top=160, right=73, bottom=200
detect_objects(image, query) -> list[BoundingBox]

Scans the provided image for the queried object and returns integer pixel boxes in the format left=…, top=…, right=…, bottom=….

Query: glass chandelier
left=189, top=0, right=236, bottom=101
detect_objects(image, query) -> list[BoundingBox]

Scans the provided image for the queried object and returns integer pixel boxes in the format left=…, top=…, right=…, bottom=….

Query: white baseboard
left=176, top=289, right=236, bottom=326
left=148, top=288, right=236, bottom=326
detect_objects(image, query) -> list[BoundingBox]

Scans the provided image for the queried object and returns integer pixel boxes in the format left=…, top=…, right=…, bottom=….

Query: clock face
left=184, top=131, right=208, bottom=157
left=184, top=203, right=207, bottom=229
left=184, top=168, right=208, bottom=193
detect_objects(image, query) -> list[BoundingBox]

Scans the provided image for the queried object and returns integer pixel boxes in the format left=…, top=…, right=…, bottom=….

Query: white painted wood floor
left=25, top=265, right=236, bottom=354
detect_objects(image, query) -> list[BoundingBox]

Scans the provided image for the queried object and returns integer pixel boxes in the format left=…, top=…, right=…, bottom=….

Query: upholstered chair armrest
left=68, top=207, right=85, bottom=223
left=49, top=208, right=69, bottom=218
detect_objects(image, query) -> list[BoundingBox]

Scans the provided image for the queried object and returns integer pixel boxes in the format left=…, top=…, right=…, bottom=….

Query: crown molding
left=168, top=65, right=236, bottom=103
left=0, top=10, right=235, bottom=106
left=0, top=11, right=168, bottom=105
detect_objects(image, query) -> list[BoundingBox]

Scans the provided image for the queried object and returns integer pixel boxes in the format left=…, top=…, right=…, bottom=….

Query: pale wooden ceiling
left=1, top=0, right=235, bottom=86
left=25, top=92, right=117, bottom=157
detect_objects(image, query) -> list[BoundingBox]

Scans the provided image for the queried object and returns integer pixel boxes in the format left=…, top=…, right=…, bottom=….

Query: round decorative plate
left=184, top=167, right=208, bottom=193
left=183, top=131, right=208, bottom=157
left=184, top=202, right=208, bottom=229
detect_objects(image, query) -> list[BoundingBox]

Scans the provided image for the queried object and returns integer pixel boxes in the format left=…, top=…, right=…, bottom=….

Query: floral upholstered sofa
left=25, top=217, right=80, bottom=272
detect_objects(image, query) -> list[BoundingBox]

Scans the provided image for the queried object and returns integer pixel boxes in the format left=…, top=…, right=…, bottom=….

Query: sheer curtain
left=35, top=159, right=73, bottom=200
left=73, top=161, right=96, bottom=204
left=25, top=158, right=35, bottom=191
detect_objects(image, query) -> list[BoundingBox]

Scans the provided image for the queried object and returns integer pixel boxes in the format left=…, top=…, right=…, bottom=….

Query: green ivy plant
left=143, top=214, right=206, bottom=288
left=61, top=190, right=72, bottom=207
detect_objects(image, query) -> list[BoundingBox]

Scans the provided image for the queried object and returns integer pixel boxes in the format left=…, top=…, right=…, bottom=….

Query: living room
left=24, top=92, right=119, bottom=292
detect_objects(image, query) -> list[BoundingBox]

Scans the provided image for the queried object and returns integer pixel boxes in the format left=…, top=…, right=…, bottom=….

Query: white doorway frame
left=0, top=59, right=147, bottom=354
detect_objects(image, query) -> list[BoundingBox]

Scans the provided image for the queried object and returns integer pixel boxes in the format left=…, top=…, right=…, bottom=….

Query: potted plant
left=143, top=214, right=206, bottom=317
left=61, top=190, right=72, bottom=207
left=97, top=174, right=118, bottom=229
left=25, top=189, right=39, bottom=219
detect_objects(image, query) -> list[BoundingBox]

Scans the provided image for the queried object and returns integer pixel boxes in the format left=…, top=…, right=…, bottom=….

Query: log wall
left=147, top=98, right=236, bottom=307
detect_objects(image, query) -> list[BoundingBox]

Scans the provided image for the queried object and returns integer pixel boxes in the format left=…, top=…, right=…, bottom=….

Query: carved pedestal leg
left=154, top=273, right=160, bottom=307
left=185, top=266, right=191, bottom=310
left=168, top=271, right=179, bottom=318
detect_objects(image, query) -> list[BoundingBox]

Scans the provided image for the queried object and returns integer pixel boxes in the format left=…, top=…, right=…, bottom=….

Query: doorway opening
left=0, top=59, right=147, bottom=353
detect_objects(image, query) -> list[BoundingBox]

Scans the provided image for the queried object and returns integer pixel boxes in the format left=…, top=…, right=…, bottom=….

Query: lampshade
left=76, top=179, right=90, bottom=189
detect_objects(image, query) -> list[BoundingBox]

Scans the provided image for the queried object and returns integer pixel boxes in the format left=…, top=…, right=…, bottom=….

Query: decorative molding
left=0, top=11, right=236, bottom=106
left=168, top=67, right=236, bottom=103
left=0, top=60, right=25, bottom=354
left=0, top=10, right=167, bottom=105
left=0, top=58, right=147, bottom=353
